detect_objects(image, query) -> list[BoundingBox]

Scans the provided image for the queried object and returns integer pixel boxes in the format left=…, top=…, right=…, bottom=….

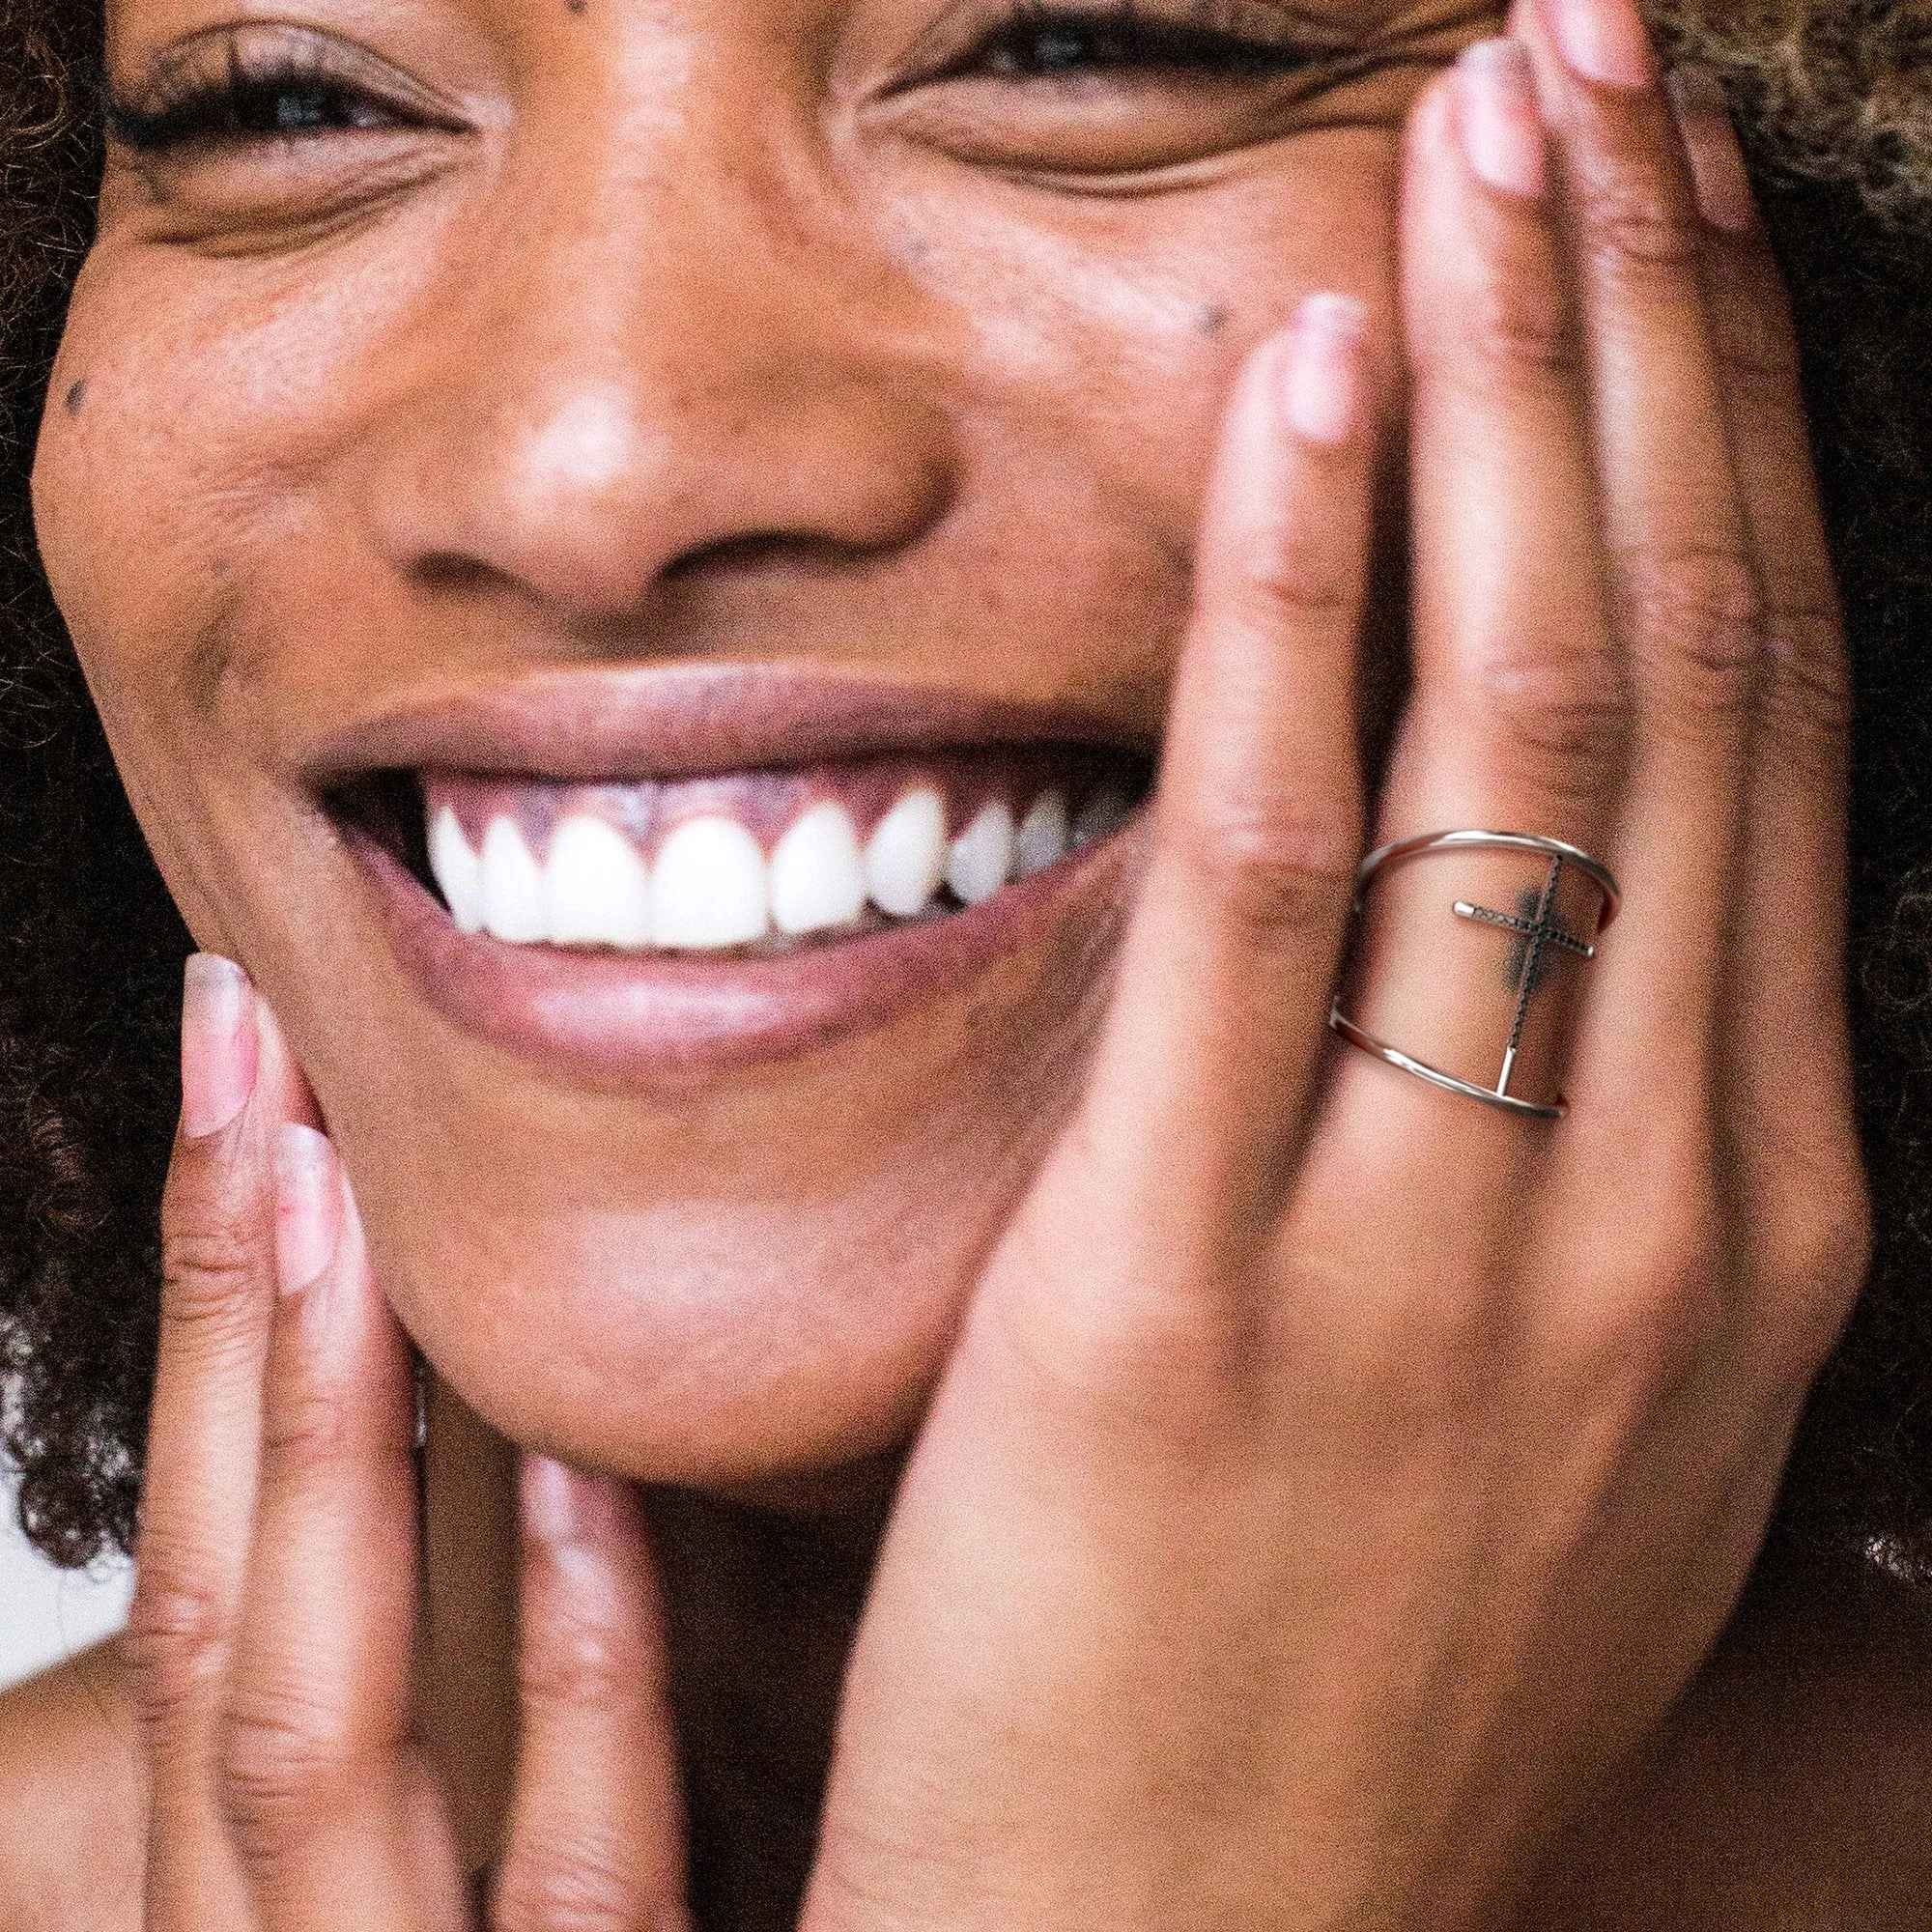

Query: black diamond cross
left=1452, top=853, right=1596, bottom=1100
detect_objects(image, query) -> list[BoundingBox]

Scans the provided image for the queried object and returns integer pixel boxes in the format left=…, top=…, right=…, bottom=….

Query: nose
left=357, top=87, right=958, bottom=627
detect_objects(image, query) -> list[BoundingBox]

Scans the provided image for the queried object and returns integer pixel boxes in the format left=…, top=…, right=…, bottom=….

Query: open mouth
left=334, top=745, right=1151, bottom=960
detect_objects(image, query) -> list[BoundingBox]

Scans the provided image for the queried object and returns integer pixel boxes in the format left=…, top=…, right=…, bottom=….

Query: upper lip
left=300, top=663, right=1148, bottom=785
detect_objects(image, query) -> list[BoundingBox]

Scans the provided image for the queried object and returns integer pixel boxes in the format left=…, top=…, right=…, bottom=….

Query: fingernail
left=1668, top=69, right=1758, bottom=231
left=1545, top=0, right=1654, bottom=88
left=181, top=953, right=257, bottom=1140
left=273, top=1123, right=342, bottom=1295
left=1276, top=294, right=1367, bottom=448
left=521, top=1453, right=585, bottom=1544
left=1458, top=40, right=1548, bottom=199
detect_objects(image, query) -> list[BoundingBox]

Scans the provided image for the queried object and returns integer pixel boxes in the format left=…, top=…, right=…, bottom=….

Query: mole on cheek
left=566, top=0, right=587, bottom=13
left=1194, top=304, right=1229, bottom=339
left=63, top=379, right=86, bottom=416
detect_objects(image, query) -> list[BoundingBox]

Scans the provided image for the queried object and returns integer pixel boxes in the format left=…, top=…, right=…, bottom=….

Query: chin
left=230, top=665, right=1151, bottom=1484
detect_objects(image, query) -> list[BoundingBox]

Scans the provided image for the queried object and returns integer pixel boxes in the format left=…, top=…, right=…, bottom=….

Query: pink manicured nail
left=1458, top=41, right=1548, bottom=199
left=1544, top=0, right=1654, bottom=88
left=1668, top=70, right=1758, bottom=232
left=181, top=953, right=257, bottom=1140
left=521, top=1453, right=585, bottom=1544
left=1276, top=294, right=1366, bottom=448
left=273, top=1123, right=342, bottom=1296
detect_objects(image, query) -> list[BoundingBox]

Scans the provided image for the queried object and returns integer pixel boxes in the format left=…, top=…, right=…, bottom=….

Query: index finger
left=129, top=960, right=309, bottom=1929
left=1072, top=298, right=1374, bottom=1254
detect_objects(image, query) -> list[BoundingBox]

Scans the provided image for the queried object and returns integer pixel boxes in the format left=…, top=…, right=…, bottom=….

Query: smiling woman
left=3, top=0, right=1932, bottom=1927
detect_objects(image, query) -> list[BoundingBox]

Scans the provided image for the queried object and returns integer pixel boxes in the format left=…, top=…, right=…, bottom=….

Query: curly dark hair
left=4, top=0, right=1932, bottom=1580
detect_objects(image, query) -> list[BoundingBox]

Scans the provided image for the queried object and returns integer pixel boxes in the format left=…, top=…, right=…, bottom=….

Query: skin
left=4, top=0, right=1927, bottom=1923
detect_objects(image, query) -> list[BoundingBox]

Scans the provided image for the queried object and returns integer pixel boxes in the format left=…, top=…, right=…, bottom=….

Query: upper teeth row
left=426, top=785, right=1131, bottom=952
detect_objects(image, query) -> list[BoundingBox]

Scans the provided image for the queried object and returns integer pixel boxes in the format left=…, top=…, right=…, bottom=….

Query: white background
left=0, top=1465, right=132, bottom=1691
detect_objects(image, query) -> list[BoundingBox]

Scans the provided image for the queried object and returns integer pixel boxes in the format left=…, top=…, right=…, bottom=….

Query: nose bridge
left=366, top=81, right=952, bottom=617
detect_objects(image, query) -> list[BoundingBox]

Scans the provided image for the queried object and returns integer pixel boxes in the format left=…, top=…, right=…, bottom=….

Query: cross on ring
left=1329, top=830, right=1621, bottom=1120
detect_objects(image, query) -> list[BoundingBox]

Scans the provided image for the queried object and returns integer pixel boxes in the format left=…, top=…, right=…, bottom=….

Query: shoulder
left=1524, top=1550, right=1932, bottom=1930
left=0, top=1641, right=145, bottom=1932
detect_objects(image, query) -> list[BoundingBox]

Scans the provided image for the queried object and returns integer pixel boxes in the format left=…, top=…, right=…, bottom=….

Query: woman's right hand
left=127, top=952, right=690, bottom=1931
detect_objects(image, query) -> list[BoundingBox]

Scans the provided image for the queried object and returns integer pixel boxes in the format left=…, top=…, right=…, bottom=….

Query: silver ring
left=1327, top=829, right=1620, bottom=1121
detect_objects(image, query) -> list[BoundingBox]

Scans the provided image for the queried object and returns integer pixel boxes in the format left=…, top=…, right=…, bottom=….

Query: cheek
left=31, top=205, right=464, bottom=935
left=35, top=191, right=461, bottom=688
left=889, top=126, right=1405, bottom=627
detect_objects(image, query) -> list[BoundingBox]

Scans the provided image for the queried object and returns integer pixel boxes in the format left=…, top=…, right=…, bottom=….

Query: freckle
left=566, top=0, right=586, bottom=12
left=1195, top=303, right=1229, bottom=339
left=64, top=379, right=86, bottom=416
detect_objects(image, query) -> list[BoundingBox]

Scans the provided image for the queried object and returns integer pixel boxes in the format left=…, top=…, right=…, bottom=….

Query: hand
left=803, top=5, right=1867, bottom=1927
left=126, top=956, right=689, bottom=1931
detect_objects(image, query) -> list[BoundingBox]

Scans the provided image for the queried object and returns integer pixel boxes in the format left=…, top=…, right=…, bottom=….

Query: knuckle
left=258, top=1375, right=355, bottom=1472
left=1571, top=1194, right=1731, bottom=1396
left=518, top=1609, right=627, bottom=1715
left=1221, top=527, right=1358, bottom=638
left=1618, top=544, right=1767, bottom=723
left=1713, top=315, right=1803, bottom=410
left=987, top=1207, right=1270, bottom=1447
left=159, top=1215, right=268, bottom=1330
left=1470, top=653, right=1632, bottom=806
left=1461, top=269, right=1581, bottom=387
left=1760, top=598, right=1853, bottom=766
left=123, top=1571, right=232, bottom=1740
left=1168, top=801, right=1358, bottom=955
left=1579, top=175, right=1706, bottom=281
left=493, top=1836, right=643, bottom=1932
left=216, top=1687, right=359, bottom=1860
left=1760, top=1159, right=1872, bottom=1382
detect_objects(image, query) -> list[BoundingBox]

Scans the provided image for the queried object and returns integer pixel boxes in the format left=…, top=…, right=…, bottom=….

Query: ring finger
left=1320, top=43, right=1628, bottom=1188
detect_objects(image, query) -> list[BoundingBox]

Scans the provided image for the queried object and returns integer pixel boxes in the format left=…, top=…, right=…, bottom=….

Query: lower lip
left=353, top=832, right=1131, bottom=1085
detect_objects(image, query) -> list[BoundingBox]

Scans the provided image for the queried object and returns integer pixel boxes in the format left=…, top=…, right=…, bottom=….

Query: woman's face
left=36, top=0, right=1482, bottom=1487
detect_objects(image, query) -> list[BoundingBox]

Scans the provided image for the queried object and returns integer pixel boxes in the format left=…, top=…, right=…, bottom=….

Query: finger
left=218, top=1128, right=468, bottom=1930
left=1670, top=79, right=1866, bottom=1358
left=1322, top=53, right=1625, bottom=1163
left=1516, top=0, right=1763, bottom=1128
left=132, top=955, right=279, bottom=1931
left=1070, top=296, right=1372, bottom=1253
left=492, top=1457, right=690, bottom=1932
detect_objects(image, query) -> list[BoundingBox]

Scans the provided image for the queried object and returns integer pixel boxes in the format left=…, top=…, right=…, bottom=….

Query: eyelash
left=106, top=50, right=408, bottom=155
left=105, top=4, right=1326, bottom=155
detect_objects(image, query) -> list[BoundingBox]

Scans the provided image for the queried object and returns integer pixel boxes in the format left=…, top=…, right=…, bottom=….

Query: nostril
left=412, top=553, right=512, bottom=597
left=661, top=528, right=895, bottom=583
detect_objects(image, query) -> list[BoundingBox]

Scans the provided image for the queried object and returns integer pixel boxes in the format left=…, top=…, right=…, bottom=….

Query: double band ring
left=1328, top=830, right=1620, bottom=1120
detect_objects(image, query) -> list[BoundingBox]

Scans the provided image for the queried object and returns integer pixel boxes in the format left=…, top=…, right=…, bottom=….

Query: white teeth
left=1070, top=787, right=1132, bottom=849
left=865, top=787, right=947, bottom=919
left=770, top=800, right=867, bottom=937
left=1013, top=790, right=1069, bottom=879
left=946, top=800, right=1016, bottom=906
left=429, top=806, right=487, bottom=934
left=544, top=813, right=651, bottom=949
left=433, top=773, right=1122, bottom=949
left=482, top=816, right=547, bottom=942
left=649, top=814, right=771, bottom=950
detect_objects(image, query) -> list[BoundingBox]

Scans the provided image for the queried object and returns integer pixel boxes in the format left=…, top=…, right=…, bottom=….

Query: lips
left=318, top=671, right=1151, bottom=1080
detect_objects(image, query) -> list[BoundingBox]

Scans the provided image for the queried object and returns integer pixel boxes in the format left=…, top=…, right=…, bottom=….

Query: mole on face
left=1194, top=303, right=1229, bottom=339
left=566, top=0, right=587, bottom=13
left=64, top=378, right=86, bottom=417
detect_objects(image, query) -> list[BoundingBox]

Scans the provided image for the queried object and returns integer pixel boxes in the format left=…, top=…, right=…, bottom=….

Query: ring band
left=1328, top=830, right=1620, bottom=1121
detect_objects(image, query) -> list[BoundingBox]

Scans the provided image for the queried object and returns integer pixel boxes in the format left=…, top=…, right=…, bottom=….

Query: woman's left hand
left=800, top=2, right=1867, bottom=1926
